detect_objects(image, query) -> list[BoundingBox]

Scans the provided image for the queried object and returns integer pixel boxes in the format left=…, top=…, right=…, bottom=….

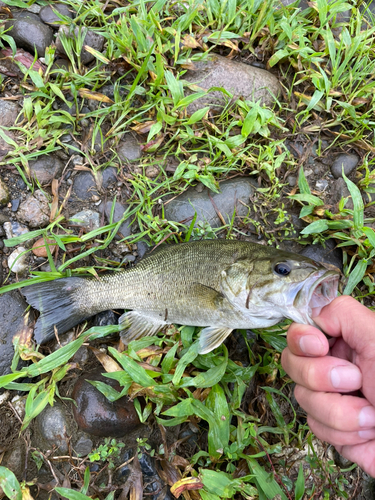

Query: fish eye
left=274, top=263, right=291, bottom=276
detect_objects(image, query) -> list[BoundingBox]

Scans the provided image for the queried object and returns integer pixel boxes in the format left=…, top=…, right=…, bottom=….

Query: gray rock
left=8, top=247, right=28, bottom=274
left=0, top=101, right=19, bottom=127
left=300, top=239, right=343, bottom=271
left=0, top=129, right=17, bottom=155
left=73, top=172, right=98, bottom=200
left=17, top=190, right=50, bottom=228
left=164, top=177, right=257, bottom=228
left=0, top=178, right=9, bottom=205
left=29, top=155, right=64, bottom=184
left=331, top=177, right=354, bottom=210
left=0, top=291, right=33, bottom=377
left=6, top=12, right=54, bottom=57
left=102, top=167, right=117, bottom=188
left=117, top=135, right=142, bottom=161
left=102, top=201, right=132, bottom=238
left=52, top=58, right=71, bottom=72
left=11, top=199, right=20, bottom=212
left=315, top=179, right=329, bottom=191
left=331, top=153, right=359, bottom=179
left=36, top=403, right=71, bottom=454
left=74, top=436, right=93, bottom=456
left=39, top=3, right=74, bottom=27
left=70, top=210, right=100, bottom=230
left=135, top=240, right=150, bottom=259
left=183, top=55, right=280, bottom=113
left=287, top=175, right=297, bottom=187
left=3, top=221, right=29, bottom=239
left=56, top=26, right=105, bottom=65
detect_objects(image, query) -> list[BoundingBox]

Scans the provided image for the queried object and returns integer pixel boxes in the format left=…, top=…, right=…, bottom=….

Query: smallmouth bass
left=23, top=240, right=339, bottom=354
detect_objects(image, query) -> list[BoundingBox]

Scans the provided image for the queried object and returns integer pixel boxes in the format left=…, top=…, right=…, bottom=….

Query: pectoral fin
left=198, top=326, right=233, bottom=355
left=119, top=311, right=166, bottom=344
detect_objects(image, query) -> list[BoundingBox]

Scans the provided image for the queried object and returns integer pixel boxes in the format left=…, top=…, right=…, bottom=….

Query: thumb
left=314, top=296, right=375, bottom=357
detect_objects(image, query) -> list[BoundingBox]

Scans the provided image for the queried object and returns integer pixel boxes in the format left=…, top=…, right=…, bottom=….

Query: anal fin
left=119, top=310, right=166, bottom=344
left=198, top=326, right=233, bottom=355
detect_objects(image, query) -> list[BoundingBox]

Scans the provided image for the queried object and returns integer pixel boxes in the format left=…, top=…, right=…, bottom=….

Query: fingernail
left=330, top=365, right=362, bottom=390
left=358, top=429, right=375, bottom=440
left=359, top=406, right=375, bottom=428
left=299, top=335, right=326, bottom=356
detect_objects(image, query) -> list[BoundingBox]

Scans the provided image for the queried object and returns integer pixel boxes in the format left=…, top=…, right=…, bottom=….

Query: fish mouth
left=293, top=270, right=340, bottom=324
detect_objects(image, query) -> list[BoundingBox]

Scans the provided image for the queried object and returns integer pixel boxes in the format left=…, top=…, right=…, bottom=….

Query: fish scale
left=23, top=239, right=340, bottom=354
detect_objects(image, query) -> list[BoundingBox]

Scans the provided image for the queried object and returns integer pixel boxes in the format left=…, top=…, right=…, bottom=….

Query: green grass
left=1, top=0, right=375, bottom=497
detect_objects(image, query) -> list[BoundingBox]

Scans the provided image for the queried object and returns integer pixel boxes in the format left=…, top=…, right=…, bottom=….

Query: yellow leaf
left=170, top=477, right=203, bottom=498
left=78, top=88, right=114, bottom=103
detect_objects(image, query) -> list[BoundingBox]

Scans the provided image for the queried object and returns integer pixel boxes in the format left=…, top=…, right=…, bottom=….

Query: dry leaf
left=78, top=88, right=114, bottom=103
left=131, top=120, right=156, bottom=134
left=89, top=346, right=123, bottom=372
left=181, top=34, right=201, bottom=48
left=170, top=477, right=203, bottom=498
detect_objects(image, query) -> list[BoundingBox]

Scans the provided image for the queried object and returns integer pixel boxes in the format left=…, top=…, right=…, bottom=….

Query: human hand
left=281, top=296, right=375, bottom=476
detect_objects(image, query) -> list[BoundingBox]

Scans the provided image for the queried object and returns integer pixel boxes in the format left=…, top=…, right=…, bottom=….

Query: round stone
left=39, top=3, right=74, bottom=28
left=32, top=237, right=58, bottom=258
left=331, top=153, right=359, bottom=179
left=8, top=247, right=28, bottom=274
left=71, top=371, right=141, bottom=437
left=0, top=178, right=9, bottom=205
left=6, top=12, right=54, bottom=57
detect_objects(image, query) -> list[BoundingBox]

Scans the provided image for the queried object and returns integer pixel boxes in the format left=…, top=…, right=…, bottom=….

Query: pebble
left=117, top=135, right=142, bottom=161
left=287, top=175, right=297, bottom=187
left=145, top=166, right=160, bottom=178
left=29, top=155, right=64, bottom=185
left=117, top=449, right=166, bottom=499
left=0, top=101, right=20, bottom=127
left=315, top=179, right=328, bottom=191
left=73, top=172, right=98, bottom=201
left=8, top=247, right=28, bottom=274
left=36, top=403, right=71, bottom=454
left=0, top=178, right=9, bottom=205
left=164, top=177, right=257, bottom=228
left=71, top=371, right=141, bottom=437
left=56, top=26, right=105, bottom=64
left=6, top=12, right=54, bottom=57
left=17, top=190, right=50, bottom=228
left=184, top=54, right=280, bottom=113
left=3, top=221, right=29, bottom=239
left=331, top=177, right=354, bottom=210
left=32, top=237, right=58, bottom=258
left=11, top=395, right=25, bottom=420
left=11, top=199, right=20, bottom=212
left=74, top=436, right=93, bottom=457
left=111, top=241, right=132, bottom=257
left=299, top=239, right=343, bottom=271
left=94, top=309, right=120, bottom=327
left=69, top=210, right=100, bottom=230
left=101, top=201, right=132, bottom=239
left=102, top=167, right=118, bottom=188
left=331, top=153, right=359, bottom=179
left=39, top=3, right=74, bottom=27
left=52, top=58, right=70, bottom=72
left=0, top=291, right=33, bottom=377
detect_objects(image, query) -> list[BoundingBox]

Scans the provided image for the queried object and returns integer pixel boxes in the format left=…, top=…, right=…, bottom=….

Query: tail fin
left=23, top=277, right=91, bottom=344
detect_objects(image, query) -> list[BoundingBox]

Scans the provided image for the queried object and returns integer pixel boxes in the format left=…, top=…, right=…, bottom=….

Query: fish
left=22, top=239, right=340, bottom=354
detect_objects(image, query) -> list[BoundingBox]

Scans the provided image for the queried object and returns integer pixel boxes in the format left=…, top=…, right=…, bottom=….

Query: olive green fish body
left=23, top=240, right=339, bottom=354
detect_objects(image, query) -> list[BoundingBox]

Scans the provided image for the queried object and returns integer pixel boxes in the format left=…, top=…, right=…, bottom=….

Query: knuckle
left=301, top=359, right=317, bottom=388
